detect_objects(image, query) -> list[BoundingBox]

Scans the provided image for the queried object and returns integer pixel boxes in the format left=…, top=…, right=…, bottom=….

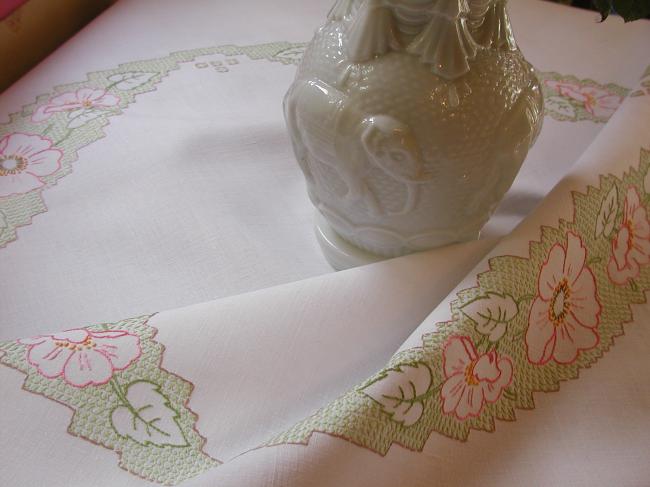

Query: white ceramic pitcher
left=285, top=0, right=543, bottom=269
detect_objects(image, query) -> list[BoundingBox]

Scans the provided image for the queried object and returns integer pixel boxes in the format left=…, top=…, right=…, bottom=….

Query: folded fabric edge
left=0, top=236, right=498, bottom=484
left=255, top=71, right=650, bottom=460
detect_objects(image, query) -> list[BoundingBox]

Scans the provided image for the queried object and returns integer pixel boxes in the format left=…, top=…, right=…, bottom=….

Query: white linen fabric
left=184, top=65, right=650, bottom=487
left=0, top=1, right=649, bottom=486
left=0, top=0, right=648, bottom=340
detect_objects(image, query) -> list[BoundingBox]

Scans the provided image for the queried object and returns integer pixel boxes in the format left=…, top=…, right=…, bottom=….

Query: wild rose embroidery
left=0, top=316, right=219, bottom=484
left=268, top=149, right=650, bottom=453
left=526, top=232, right=601, bottom=365
left=0, top=41, right=635, bottom=250
left=0, top=133, right=62, bottom=197
left=440, top=336, right=512, bottom=420
left=546, top=80, right=623, bottom=119
left=607, top=186, right=650, bottom=285
left=0, top=42, right=310, bottom=250
left=32, top=88, right=120, bottom=128
left=20, top=328, right=141, bottom=387
left=541, top=74, right=628, bottom=123
left=0, top=42, right=648, bottom=475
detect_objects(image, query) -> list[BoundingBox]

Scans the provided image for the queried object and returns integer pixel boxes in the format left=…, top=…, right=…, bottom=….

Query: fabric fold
left=0, top=237, right=496, bottom=486
left=1, top=1, right=650, bottom=486
left=186, top=70, right=650, bottom=487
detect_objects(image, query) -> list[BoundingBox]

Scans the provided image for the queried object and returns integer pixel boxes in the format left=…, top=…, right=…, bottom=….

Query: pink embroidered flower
left=440, top=336, right=513, bottom=420
left=0, top=132, right=62, bottom=197
left=545, top=80, right=623, bottom=119
left=32, top=88, right=120, bottom=122
left=526, top=232, right=601, bottom=365
left=19, top=328, right=141, bottom=387
left=607, top=186, right=650, bottom=285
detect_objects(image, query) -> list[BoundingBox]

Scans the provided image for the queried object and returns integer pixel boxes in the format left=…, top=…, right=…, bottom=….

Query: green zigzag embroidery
left=0, top=42, right=306, bottom=249
left=0, top=40, right=635, bottom=251
left=0, top=315, right=219, bottom=485
left=630, top=68, right=650, bottom=98
left=266, top=149, right=650, bottom=453
left=539, top=71, right=630, bottom=123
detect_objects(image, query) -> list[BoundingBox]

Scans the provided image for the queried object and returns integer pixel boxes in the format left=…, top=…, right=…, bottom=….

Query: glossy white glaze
left=285, top=0, right=543, bottom=260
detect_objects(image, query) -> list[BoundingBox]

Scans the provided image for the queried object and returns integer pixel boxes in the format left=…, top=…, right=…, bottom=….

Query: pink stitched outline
left=21, top=329, right=142, bottom=388
left=439, top=335, right=514, bottom=421
left=1, top=314, right=220, bottom=484
left=0, top=132, right=63, bottom=198
left=0, top=71, right=167, bottom=249
left=252, top=169, right=645, bottom=457
left=524, top=231, right=603, bottom=366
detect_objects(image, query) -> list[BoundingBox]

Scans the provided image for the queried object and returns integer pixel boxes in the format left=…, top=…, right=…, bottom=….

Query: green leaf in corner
left=595, top=184, right=619, bottom=239
left=106, top=72, right=156, bottom=91
left=362, top=363, right=433, bottom=426
left=461, top=292, right=519, bottom=342
left=111, top=380, right=189, bottom=447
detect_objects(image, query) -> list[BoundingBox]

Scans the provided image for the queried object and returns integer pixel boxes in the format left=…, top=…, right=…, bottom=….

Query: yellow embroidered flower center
left=584, top=92, right=596, bottom=108
left=464, top=361, right=479, bottom=386
left=0, top=154, right=28, bottom=176
left=81, top=99, right=94, bottom=108
left=54, top=337, right=97, bottom=352
left=549, top=278, right=571, bottom=326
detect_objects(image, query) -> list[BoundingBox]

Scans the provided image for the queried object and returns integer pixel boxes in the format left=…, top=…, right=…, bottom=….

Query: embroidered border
left=0, top=42, right=632, bottom=250
left=0, top=42, right=306, bottom=249
left=266, top=149, right=650, bottom=454
left=540, top=72, right=629, bottom=123
left=0, top=315, right=219, bottom=485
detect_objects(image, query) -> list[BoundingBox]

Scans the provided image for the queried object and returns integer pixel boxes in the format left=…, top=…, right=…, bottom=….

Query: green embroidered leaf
left=111, top=380, right=188, bottom=447
left=274, top=46, right=307, bottom=64
left=461, top=292, right=519, bottom=342
left=268, top=150, right=650, bottom=454
left=0, top=316, right=219, bottom=485
left=107, top=72, right=157, bottom=91
left=0, top=42, right=311, bottom=250
left=67, top=108, right=104, bottom=129
left=595, top=184, right=619, bottom=239
left=644, top=166, right=650, bottom=195
left=546, top=95, right=576, bottom=119
left=0, top=42, right=636, bottom=251
left=362, top=363, right=433, bottom=426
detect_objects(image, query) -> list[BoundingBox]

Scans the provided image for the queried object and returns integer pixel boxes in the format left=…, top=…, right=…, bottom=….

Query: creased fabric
left=1, top=1, right=649, bottom=486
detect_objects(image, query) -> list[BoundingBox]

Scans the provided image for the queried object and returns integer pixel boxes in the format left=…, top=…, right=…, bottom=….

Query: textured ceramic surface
left=285, top=0, right=543, bottom=260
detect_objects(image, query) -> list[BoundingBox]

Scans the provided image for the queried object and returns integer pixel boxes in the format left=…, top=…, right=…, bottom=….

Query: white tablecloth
left=1, top=0, right=648, bottom=339
left=1, top=1, right=649, bottom=486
